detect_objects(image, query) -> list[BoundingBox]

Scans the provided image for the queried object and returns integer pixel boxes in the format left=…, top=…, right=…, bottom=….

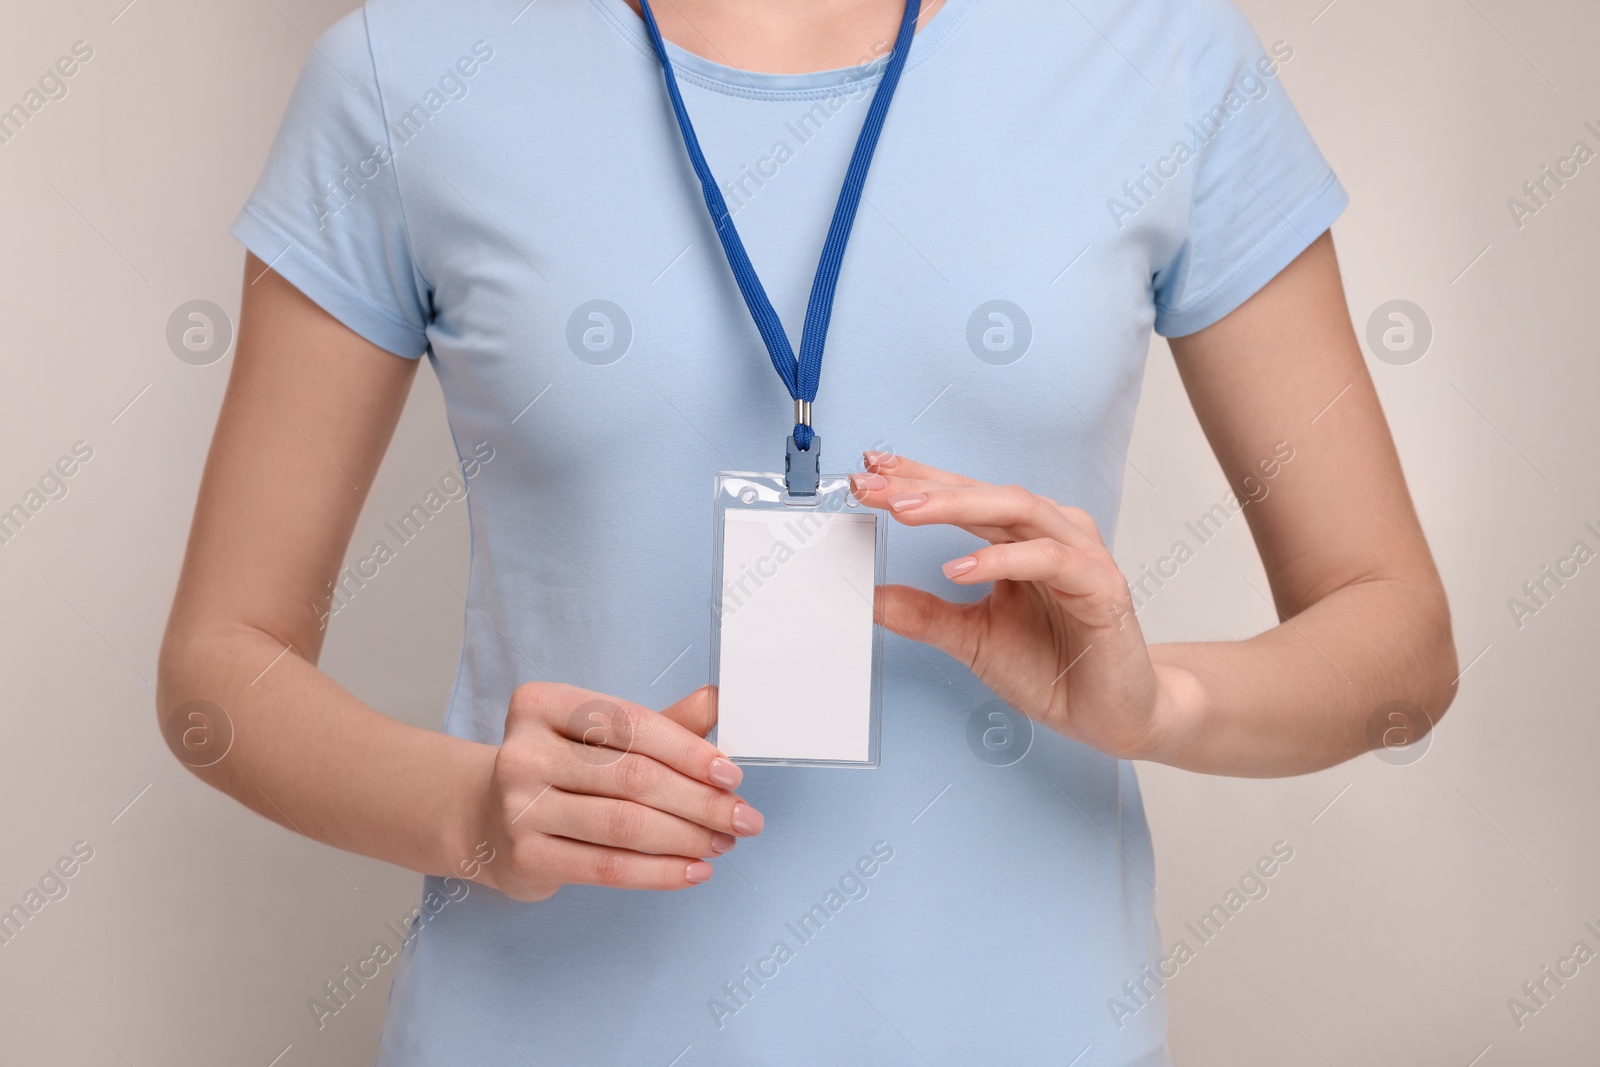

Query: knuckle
left=592, top=850, right=629, bottom=887
left=705, top=790, right=737, bottom=831
left=1099, top=574, right=1136, bottom=618
left=677, top=732, right=711, bottom=769
left=616, top=754, right=656, bottom=801
left=497, top=737, right=545, bottom=779
left=604, top=801, right=645, bottom=846
left=501, top=782, right=552, bottom=830
left=615, top=705, right=644, bottom=749
left=510, top=681, right=552, bottom=720
left=658, top=862, right=688, bottom=891
left=510, top=727, right=549, bottom=760
left=1062, top=506, right=1103, bottom=539
left=1039, top=539, right=1073, bottom=568
left=906, top=592, right=940, bottom=641
left=1000, top=484, right=1038, bottom=516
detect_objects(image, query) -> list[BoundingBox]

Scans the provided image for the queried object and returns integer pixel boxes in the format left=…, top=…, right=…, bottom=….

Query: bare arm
left=858, top=231, right=1457, bottom=777
left=157, top=256, right=491, bottom=876
left=159, top=256, right=759, bottom=897
left=1154, top=229, right=1457, bottom=774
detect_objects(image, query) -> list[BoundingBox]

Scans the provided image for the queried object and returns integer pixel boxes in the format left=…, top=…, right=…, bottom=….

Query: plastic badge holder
left=709, top=471, right=886, bottom=768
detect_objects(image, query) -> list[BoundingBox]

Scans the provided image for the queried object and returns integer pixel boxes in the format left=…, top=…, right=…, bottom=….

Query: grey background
left=1, top=0, right=1596, bottom=1064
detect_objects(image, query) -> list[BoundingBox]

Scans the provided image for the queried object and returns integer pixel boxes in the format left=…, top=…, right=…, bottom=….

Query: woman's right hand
left=474, top=682, right=762, bottom=901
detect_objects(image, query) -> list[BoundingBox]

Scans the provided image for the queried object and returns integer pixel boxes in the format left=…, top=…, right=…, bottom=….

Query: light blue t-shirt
left=233, top=0, right=1345, bottom=1063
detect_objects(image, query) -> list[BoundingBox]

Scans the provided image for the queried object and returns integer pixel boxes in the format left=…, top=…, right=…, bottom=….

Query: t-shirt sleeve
left=1151, top=0, right=1349, bottom=338
left=230, top=8, right=430, bottom=358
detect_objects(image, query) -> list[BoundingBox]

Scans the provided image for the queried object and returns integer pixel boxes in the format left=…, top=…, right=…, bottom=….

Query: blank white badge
left=715, top=507, right=878, bottom=763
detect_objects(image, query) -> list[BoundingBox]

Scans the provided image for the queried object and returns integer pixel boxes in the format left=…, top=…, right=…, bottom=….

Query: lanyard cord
left=636, top=0, right=921, bottom=451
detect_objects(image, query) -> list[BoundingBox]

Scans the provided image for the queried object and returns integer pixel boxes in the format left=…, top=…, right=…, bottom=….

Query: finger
left=540, top=836, right=716, bottom=891
left=544, top=746, right=764, bottom=839
left=659, top=684, right=716, bottom=739
left=944, top=539, right=1129, bottom=622
left=1050, top=503, right=1104, bottom=542
left=656, top=686, right=743, bottom=791
left=851, top=471, right=982, bottom=497
left=854, top=463, right=1101, bottom=545
left=517, top=683, right=740, bottom=792
left=850, top=473, right=1010, bottom=543
left=855, top=480, right=1094, bottom=548
left=876, top=584, right=978, bottom=668
left=862, top=451, right=981, bottom=486
left=533, top=788, right=736, bottom=858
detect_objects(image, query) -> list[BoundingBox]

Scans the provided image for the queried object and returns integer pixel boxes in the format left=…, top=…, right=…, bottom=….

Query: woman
left=160, top=0, right=1455, bottom=1063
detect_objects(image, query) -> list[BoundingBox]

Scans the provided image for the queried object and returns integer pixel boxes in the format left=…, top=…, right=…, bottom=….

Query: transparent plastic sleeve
left=708, top=472, right=886, bottom=768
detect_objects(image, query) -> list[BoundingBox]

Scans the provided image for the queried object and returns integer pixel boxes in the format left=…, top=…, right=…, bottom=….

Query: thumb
left=659, top=684, right=717, bottom=738
left=877, top=584, right=975, bottom=668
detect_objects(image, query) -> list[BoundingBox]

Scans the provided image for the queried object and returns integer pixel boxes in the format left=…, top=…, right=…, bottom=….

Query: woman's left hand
left=850, top=451, right=1191, bottom=761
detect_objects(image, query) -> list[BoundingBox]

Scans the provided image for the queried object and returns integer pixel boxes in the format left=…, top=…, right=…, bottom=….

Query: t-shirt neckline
left=589, top=0, right=977, bottom=100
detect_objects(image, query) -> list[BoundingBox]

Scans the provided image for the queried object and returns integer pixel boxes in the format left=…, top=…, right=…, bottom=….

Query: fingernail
left=708, top=757, right=742, bottom=789
left=888, top=493, right=926, bottom=512
left=851, top=472, right=888, bottom=492
left=709, top=831, right=736, bottom=853
left=686, top=861, right=714, bottom=883
left=863, top=451, right=898, bottom=470
left=731, top=803, right=764, bottom=836
left=943, top=556, right=978, bottom=578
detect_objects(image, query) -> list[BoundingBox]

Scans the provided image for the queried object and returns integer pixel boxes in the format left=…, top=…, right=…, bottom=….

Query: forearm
left=157, top=623, right=495, bottom=880
left=1142, top=575, right=1457, bottom=777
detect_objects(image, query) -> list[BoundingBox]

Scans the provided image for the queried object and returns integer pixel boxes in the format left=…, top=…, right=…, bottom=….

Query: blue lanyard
left=637, top=0, right=920, bottom=489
